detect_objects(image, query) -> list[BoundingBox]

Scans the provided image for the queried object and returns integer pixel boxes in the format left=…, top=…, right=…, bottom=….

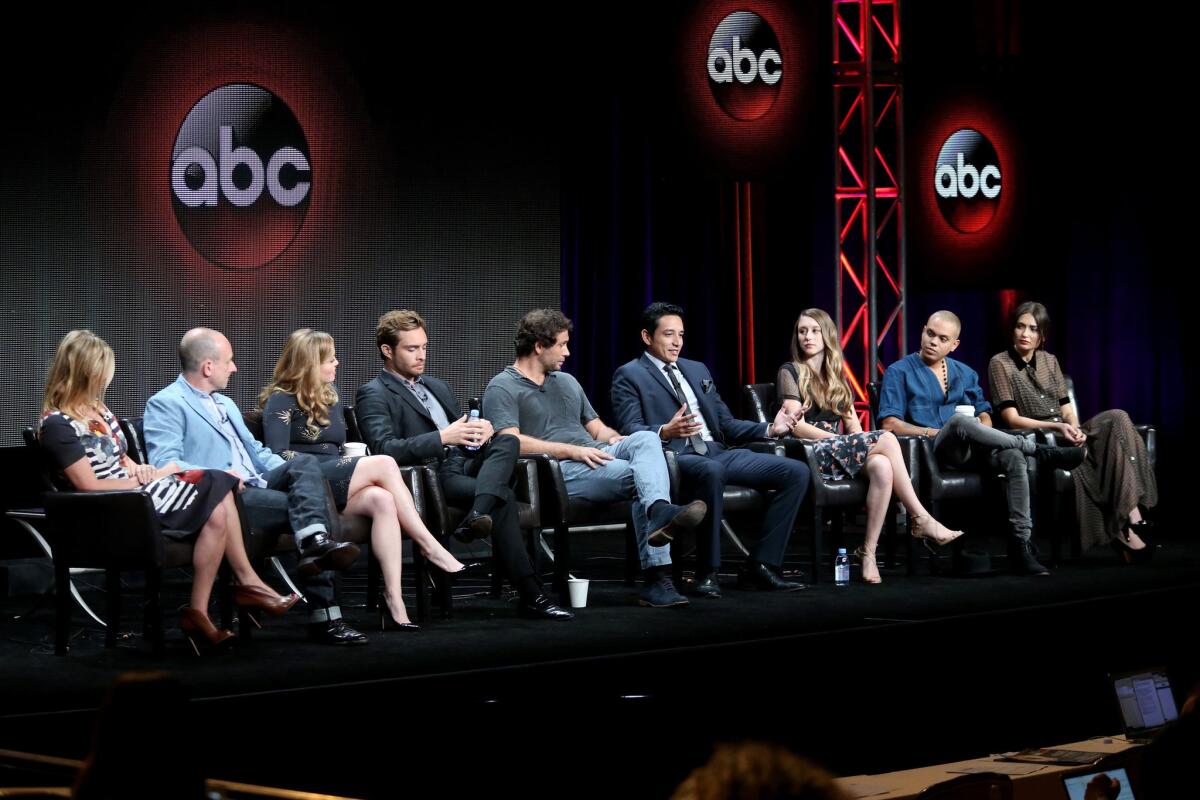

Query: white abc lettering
left=266, top=147, right=311, bottom=206
left=934, top=153, right=1001, bottom=199
left=171, top=126, right=310, bottom=208
left=171, top=147, right=217, bottom=208
left=759, top=49, right=782, bottom=85
left=733, top=37, right=758, bottom=84
left=708, top=48, right=732, bottom=83
left=980, top=164, right=1000, bottom=199
left=707, top=37, right=783, bottom=85
left=219, top=125, right=265, bottom=208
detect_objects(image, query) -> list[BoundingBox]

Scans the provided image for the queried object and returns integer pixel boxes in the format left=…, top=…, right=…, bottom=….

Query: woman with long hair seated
left=38, top=330, right=296, bottom=654
left=988, top=301, right=1158, bottom=562
left=775, top=309, right=962, bottom=583
left=260, top=328, right=474, bottom=630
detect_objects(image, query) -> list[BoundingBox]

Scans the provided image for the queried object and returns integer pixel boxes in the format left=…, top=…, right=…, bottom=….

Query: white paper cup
left=954, top=405, right=975, bottom=418
left=342, top=442, right=368, bottom=457
left=567, top=578, right=589, bottom=608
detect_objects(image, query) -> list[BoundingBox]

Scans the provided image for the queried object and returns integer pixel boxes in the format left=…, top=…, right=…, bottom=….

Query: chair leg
left=144, top=569, right=164, bottom=658
left=552, top=524, right=570, bottom=604
left=624, top=522, right=638, bottom=586
left=413, top=548, right=430, bottom=624
left=54, top=560, right=71, bottom=656
left=366, top=544, right=380, bottom=612
left=885, top=505, right=898, bottom=569
left=490, top=568, right=504, bottom=599
left=811, top=507, right=823, bottom=584
left=105, top=569, right=121, bottom=649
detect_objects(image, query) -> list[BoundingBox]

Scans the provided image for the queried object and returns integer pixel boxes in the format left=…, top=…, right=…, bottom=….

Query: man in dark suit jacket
left=611, top=302, right=810, bottom=597
left=355, top=309, right=573, bottom=620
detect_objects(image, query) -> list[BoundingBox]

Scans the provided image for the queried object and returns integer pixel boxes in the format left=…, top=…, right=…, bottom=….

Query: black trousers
left=437, top=434, right=535, bottom=584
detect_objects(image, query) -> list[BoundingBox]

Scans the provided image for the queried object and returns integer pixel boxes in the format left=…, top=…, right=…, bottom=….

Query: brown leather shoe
left=179, top=608, right=235, bottom=655
left=233, top=585, right=299, bottom=616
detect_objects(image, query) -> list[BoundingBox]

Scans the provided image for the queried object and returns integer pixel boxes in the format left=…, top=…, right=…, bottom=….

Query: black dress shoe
left=453, top=511, right=493, bottom=543
left=736, top=560, right=806, bottom=592
left=448, top=561, right=488, bottom=579
left=307, top=618, right=369, bottom=645
left=693, top=572, right=723, bottom=599
left=517, top=594, right=575, bottom=620
left=297, top=534, right=361, bottom=576
left=1034, top=443, right=1085, bottom=471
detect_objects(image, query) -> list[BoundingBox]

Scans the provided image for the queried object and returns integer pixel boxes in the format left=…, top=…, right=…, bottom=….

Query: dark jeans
left=241, top=453, right=339, bottom=616
left=932, top=414, right=1034, bottom=541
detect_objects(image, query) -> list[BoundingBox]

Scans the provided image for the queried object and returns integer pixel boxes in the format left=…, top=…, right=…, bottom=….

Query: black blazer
left=355, top=371, right=462, bottom=466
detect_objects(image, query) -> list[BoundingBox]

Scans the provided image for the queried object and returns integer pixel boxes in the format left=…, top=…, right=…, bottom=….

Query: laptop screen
left=1062, top=766, right=1136, bottom=800
left=1112, top=669, right=1179, bottom=737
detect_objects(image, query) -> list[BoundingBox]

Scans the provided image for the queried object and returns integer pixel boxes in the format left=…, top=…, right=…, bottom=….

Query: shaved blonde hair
left=928, top=310, right=962, bottom=338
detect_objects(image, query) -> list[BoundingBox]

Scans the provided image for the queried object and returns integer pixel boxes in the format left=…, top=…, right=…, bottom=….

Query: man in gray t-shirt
left=484, top=309, right=706, bottom=608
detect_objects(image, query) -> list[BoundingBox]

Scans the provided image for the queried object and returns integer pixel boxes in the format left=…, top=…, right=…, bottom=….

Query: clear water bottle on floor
left=835, top=548, right=850, bottom=586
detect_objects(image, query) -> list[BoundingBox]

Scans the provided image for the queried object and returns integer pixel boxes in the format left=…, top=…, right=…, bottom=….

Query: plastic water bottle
left=835, top=548, right=850, bottom=586
left=464, top=397, right=482, bottom=452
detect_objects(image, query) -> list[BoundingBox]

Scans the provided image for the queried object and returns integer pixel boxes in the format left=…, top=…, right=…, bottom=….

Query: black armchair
left=525, top=453, right=637, bottom=603
left=744, top=382, right=916, bottom=582
left=23, top=427, right=205, bottom=657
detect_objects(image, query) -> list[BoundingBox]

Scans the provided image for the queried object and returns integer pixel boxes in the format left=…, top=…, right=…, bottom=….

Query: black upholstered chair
left=24, top=427, right=209, bottom=657
left=744, top=382, right=917, bottom=582
left=524, top=453, right=638, bottom=603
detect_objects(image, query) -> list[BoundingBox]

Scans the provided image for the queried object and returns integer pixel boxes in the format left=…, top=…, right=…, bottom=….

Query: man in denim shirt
left=878, top=311, right=1083, bottom=575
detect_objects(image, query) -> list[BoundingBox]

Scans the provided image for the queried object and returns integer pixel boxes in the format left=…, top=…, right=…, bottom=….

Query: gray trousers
left=932, top=414, right=1036, bottom=541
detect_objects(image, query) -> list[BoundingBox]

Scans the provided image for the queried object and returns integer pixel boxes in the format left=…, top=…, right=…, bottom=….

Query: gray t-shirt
left=484, top=366, right=598, bottom=447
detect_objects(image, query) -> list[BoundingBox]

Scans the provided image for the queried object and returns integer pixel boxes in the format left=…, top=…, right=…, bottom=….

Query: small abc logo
left=934, top=128, right=1001, bottom=234
left=170, top=83, right=311, bottom=270
left=707, top=11, right=783, bottom=121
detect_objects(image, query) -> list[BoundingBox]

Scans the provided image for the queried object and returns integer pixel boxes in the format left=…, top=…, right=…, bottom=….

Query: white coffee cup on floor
left=342, top=442, right=368, bottom=457
left=954, top=405, right=975, bottom=418
left=567, top=578, right=589, bottom=608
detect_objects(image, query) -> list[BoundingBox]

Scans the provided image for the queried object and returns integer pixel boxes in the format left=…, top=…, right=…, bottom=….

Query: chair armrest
left=513, top=458, right=541, bottom=529
left=420, top=465, right=454, bottom=537
left=524, top=453, right=570, bottom=525
left=742, top=439, right=786, bottom=457
left=42, top=490, right=164, bottom=566
left=662, top=448, right=681, bottom=500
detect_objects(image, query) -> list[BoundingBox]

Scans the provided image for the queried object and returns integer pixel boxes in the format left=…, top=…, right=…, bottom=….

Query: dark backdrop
left=0, top=4, right=559, bottom=444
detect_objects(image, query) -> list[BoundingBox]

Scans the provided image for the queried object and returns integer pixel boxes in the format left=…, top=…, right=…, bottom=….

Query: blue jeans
left=558, top=430, right=673, bottom=569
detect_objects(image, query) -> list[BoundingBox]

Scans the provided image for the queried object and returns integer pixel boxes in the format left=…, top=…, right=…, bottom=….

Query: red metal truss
left=834, top=0, right=906, bottom=428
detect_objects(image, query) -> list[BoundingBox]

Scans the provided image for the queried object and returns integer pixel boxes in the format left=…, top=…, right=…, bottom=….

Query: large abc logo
left=707, top=11, right=783, bottom=121
left=934, top=129, right=1001, bottom=234
left=170, top=84, right=311, bottom=270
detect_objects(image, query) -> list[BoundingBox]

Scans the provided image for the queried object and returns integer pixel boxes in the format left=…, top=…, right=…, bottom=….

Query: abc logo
left=934, top=128, right=1001, bottom=234
left=707, top=11, right=783, bottom=121
left=170, top=84, right=311, bottom=270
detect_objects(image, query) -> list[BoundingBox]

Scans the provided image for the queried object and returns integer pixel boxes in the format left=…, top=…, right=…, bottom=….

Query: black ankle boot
left=1011, top=539, right=1050, bottom=576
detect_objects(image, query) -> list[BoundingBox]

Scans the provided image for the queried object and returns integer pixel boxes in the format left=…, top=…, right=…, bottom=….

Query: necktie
left=665, top=365, right=708, bottom=455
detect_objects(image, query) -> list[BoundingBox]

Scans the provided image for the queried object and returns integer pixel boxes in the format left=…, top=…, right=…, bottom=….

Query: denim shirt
left=877, top=353, right=992, bottom=428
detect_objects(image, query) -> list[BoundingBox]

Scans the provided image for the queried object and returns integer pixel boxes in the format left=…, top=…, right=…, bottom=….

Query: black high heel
left=448, top=561, right=487, bottom=579
left=1111, top=520, right=1154, bottom=564
left=377, top=587, right=420, bottom=631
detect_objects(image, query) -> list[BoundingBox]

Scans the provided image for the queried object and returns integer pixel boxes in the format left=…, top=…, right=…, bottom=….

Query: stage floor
left=1, top=533, right=1196, bottom=797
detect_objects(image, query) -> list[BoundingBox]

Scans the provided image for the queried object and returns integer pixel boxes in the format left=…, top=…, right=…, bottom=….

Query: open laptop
left=1062, top=766, right=1137, bottom=800
left=1110, top=668, right=1179, bottom=743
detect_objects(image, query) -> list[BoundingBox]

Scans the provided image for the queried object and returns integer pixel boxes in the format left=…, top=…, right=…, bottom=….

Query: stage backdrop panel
left=0, top=7, right=558, bottom=446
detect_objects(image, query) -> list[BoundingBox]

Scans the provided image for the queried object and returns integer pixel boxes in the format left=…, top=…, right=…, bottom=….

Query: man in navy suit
left=611, top=302, right=809, bottom=597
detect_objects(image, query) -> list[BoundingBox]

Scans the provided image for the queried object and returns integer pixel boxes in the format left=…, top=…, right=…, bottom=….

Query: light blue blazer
left=144, top=374, right=284, bottom=474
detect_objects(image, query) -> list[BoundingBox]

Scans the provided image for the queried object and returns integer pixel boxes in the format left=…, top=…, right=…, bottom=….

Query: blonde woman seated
left=260, top=329, right=476, bottom=631
left=988, top=301, right=1158, bottom=563
left=774, top=309, right=963, bottom=583
left=39, top=330, right=296, bottom=654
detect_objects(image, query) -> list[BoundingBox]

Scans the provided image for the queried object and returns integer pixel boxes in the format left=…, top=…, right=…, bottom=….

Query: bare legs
left=857, top=432, right=959, bottom=582
left=343, top=456, right=465, bottom=624
left=189, top=493, right=279, bottom=612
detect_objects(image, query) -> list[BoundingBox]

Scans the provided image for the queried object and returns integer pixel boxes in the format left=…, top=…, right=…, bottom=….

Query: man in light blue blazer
left=611, top=302, right=809, bottom=598
left=144, top=327, right=367, bottom=645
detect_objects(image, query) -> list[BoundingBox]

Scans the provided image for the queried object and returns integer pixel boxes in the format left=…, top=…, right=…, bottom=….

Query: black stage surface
left=0, top=533, right=1196, bottom=798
